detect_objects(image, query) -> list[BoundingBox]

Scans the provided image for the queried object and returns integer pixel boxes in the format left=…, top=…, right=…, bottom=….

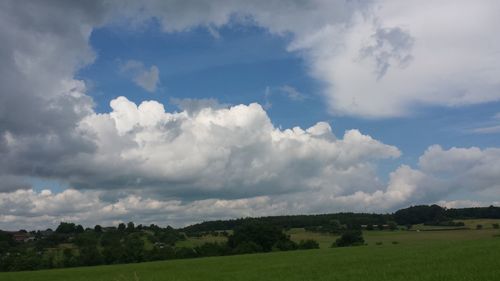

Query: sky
left=1, top=0, right=500, bottom=230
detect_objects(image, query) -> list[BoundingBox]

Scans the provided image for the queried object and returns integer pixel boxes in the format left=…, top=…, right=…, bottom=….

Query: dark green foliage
left=493, top=223, right=499, bottom=229
left=275, top=240, right=298, bottom=251
left=194, top=242, right=230, bottom=257
left=232, top=241, right=263, bottom=254
left=298, top=239, right=320, bottom=249
left=184, top=213, right=391, bottom=233
left=0, top=232, right=14, bottom=254
left=387, top=221, right=398, bottom=231
left=445, top=205, right=500, bottom=219
left=79, top=245, right=103, bottom=266
left=118, top=223, right=126, bottom=232
left=123, top=233, right=145, bottom=263
left=94, top=225, right=102, bottom=233
left=55, top=222, right=77, bottom=234
left=147, top=245, right=176, bottom=261
left=126, top=222, right=135, bottom=232
left=227, top=221, right=290, bottom=252
left=175, top=247, right=198, bottom=259
left=476, top=224, right=483, bottom=230
left=333, top=230, right=365, bottom=247
left=394, top=205, right=446, bottom=225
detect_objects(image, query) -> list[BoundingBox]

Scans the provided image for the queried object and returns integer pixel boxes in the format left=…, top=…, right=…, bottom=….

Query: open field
left=2, top=227, right=499, bottom=281
left=179, top=219, right=500, bottom=249
left=175, top=234, right=227, bottom=248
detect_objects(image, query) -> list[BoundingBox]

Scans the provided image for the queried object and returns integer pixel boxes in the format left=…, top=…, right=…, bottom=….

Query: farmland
left=2, top=220, right=499, bottom=281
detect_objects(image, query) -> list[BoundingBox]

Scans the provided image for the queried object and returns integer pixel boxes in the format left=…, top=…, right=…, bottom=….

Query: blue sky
left=79, top=19, right=500, bottom=180
left=2, top=1, right=500, bottom=229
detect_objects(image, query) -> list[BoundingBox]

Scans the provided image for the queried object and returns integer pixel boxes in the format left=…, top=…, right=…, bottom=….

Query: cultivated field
left=2, top=220, right=499, bottom=281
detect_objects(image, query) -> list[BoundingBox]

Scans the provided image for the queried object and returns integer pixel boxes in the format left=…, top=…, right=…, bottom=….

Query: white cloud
left=470, top=125, right=500, bottom=134
left=3, top=143, right=500, bottom=229
left=264, top=85, right=306, bottom=109
left=121, top=60, right=160, bottom=92
left=73, top=96, right=400, bottom=199
left=1, top=1, right=500, bottom=229
left=121, top=0, right=500, bottom=118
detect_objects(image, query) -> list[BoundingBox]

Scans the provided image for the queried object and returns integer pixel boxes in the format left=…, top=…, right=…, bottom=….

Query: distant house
left=12, top=232, right=29, bottom=242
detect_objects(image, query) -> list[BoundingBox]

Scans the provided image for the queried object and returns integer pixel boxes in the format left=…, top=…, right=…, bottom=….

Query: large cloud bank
left=1, top=0, right=500, bottom=229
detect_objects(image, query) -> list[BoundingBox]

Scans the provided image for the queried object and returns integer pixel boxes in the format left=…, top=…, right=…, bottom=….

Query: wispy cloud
left=120, top=60, right=160, bottom=92
left=264, top=85, right=306, bottom=109
left=469, top=112, right=500, bottom=134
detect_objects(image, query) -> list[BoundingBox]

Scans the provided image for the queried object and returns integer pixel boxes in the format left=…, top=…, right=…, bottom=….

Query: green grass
left=2, top=236, right=499, bottom=281
left=2, top=229, right=500, bottom=281
left=175, top=234, right=227, bottom=248
left=455, top=218, right=500, bottom=229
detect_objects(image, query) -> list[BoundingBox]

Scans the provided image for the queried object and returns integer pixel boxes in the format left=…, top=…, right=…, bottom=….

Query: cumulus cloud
left=121, top=60, right=160, bottom=92
left=72, top=96, right=400, bottom=200
left=2, top=143, right=500, bottom=229
left=1, top=1, right=500, bottom=229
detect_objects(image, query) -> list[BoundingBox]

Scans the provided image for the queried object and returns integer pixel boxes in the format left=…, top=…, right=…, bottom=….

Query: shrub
left=391, top=241, right=399, bottom=245
left=332, top=230, right=364, bottom=247
left=232, top=241, right=263, bottom=254
left=492, top=223, right=499, bottom=229
left=476, top=224, right=483, bottom=230
left=375, top=242, right=383, bottom=245
left=298, top=239, right=320, bottom=250
left=275, top=240, right=298, bottom=251
left=227, top=221, right=290, bottom=252
left=387, top=221, right=398, bottom=231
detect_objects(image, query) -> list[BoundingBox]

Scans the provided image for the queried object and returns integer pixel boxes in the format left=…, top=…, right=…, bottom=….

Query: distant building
left=12, top=232, right=29, bottom=242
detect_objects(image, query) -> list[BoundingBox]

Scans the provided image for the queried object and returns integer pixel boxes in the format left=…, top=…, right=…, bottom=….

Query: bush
left=332, top=230, right=364, bottom=247
left=298, top=239, right=320, bottom=249
left=275, top=240, right=298, bottom=251
left=492, top=223, right=499, bottom=229
left=387, top=221, right=398, bottom=231
left=375, top=242, right=383, bottom=245
left=232, top=241, right=263, bottom=254
left=391, top=241, right=399, bottom=245
left=476, top=224, right=483, bottom=230
left=227, top=221, right=290, bottom=252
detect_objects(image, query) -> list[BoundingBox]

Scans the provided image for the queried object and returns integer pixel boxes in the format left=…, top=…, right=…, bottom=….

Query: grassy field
left=1, top=233, right=499, bottom=281
left=2, top=225, right=499, bottom=281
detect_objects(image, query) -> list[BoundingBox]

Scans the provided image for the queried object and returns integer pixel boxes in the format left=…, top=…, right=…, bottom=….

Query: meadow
left=2, top=220, right=499, bottom=281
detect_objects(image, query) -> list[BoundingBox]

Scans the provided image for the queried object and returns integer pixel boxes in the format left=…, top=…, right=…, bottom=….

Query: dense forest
left=183, top=205, right=500, bottom=233
left=1, top=205, right=499, bottom=271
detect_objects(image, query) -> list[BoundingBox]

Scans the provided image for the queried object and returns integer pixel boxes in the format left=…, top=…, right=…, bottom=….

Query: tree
left=79, top=245, right=103, bottom=266
left=126, top=222, right=135, bottom=232
left=298, top=239, right=320, bottom=249
left=75, top=225, right=84, bottom=233
left=387, top=221, right=398, bottom=231
left=118, top=223, right=126, bottom=232
left=56, top=222, right=77, bottom=234
left=332, top=230, right=365, bottom=247
left=227, top=221, right=290, bottom=252
left=94, top=225, right=102, bottom=233
left=394, top=205, right=446, bottom=225
left=123, top=233, right=145, bottom=262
